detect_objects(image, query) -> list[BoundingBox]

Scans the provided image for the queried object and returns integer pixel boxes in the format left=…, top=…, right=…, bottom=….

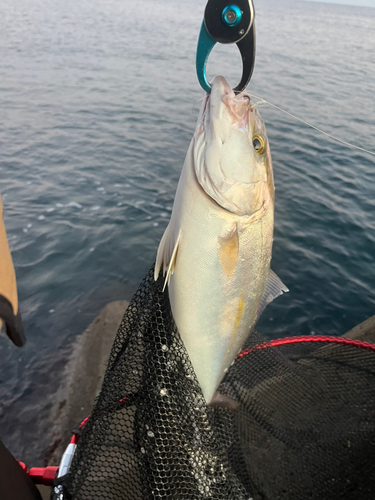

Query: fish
left=155, top=76, right=287, bottom=403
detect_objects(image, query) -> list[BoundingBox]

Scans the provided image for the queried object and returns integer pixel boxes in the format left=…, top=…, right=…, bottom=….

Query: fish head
left=194, top=76, right=274, bottom=217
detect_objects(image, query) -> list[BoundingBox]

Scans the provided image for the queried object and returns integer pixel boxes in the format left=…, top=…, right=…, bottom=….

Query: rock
left=37, top=300, right=129, bottom=499
left=44, top=300, right=129, bottom=467
left=343, top=315, right=375, bottom=343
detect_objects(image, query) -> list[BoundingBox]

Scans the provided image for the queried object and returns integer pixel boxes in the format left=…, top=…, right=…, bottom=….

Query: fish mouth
left=210, top=75, right=233, bottom=95
left=197, top=76, right=252, bottom=136
left=222, top=93, right=252, bottom=129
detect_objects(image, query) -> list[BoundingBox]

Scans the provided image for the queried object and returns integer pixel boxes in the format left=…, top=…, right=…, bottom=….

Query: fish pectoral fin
left=254, top=269, right=289, bottom=324
left=154, top=222, right=181, bottom=291
left=162, top=230, right=181, bottom=292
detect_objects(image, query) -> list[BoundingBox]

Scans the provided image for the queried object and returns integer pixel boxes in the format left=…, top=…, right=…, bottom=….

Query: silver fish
left=155, top=76, right=287, bottom=403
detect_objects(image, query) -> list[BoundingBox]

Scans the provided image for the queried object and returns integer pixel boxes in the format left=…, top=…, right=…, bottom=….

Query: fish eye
left=252, top=134, right=266, bottom=154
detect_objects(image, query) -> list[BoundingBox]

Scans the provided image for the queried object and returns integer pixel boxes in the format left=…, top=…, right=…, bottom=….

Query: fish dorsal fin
left=154, top=223, right=181, bottom=291
left=255, top=269, right=289, bottom=324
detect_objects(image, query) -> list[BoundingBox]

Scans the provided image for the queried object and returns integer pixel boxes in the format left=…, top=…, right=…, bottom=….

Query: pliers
left=196, top=0, right=256, bottom=94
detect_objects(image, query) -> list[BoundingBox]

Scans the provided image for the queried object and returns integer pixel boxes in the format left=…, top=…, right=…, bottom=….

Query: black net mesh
left=60, top=267, right=375, bottom=499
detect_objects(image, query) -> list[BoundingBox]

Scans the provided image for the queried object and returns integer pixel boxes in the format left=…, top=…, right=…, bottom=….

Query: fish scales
left=155, top=76, right=287, bottom=403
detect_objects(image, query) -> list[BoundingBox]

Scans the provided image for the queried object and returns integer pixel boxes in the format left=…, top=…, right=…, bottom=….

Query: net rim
left=237, top=335, right=375, bottom=359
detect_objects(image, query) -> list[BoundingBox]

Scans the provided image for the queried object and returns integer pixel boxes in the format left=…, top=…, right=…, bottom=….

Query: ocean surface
left=0, top=0, right=374, bottom=464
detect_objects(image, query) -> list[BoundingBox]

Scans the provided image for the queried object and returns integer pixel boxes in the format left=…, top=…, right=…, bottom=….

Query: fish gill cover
left=60, top=267, right=375, bottom=500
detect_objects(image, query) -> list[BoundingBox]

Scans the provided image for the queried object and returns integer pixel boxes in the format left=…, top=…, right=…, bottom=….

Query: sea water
left=0, top=0, right=374, bottom=463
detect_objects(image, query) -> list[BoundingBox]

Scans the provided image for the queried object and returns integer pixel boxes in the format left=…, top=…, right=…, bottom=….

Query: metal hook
left=196, top=0, right=256, bottom=94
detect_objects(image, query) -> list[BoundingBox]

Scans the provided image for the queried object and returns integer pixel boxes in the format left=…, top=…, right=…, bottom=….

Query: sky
left=308, top=0, right=375, bottom=7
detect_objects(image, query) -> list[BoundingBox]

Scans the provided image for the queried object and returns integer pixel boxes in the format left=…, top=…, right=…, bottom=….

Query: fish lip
left=197, top=77, right=252, bottom=137
left=210, top=77, right=252, bottom=129
left=211, top=75, right=234, bottom=95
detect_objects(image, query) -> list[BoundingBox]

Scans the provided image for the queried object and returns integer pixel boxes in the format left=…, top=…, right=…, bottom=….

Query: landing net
left=61, top=267, right=375, bottom=499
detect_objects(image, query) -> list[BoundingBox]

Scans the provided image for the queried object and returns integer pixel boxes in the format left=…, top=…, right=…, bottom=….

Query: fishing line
left=250, top=93, right=375, bottom=158
left=191, top=96, right=206, bottom=123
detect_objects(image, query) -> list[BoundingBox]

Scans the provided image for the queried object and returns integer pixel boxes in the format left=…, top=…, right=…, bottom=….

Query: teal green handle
left=196, top=22, right=217, bottom=94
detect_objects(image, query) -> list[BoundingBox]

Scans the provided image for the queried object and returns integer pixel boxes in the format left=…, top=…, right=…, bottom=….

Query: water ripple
left=0, top=0, right=375, bottom=464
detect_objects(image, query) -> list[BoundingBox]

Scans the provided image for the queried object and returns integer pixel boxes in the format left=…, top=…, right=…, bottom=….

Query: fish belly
left=168, top=146, right=274, bottom=403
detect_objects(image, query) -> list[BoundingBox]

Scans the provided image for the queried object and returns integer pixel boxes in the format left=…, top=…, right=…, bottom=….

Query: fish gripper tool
left=196, top=0, right=256, bottom=94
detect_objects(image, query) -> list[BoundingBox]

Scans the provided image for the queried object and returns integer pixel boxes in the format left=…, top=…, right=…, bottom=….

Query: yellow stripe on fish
left=218, top=223, right=239, bottom=278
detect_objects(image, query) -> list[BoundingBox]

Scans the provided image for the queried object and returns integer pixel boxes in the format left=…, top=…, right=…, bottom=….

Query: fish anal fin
left=255, top=269, right=289, bottom=324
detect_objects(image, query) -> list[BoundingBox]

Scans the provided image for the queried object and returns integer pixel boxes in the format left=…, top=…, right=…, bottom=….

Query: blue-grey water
left=0, top=0, right=374, bottom=464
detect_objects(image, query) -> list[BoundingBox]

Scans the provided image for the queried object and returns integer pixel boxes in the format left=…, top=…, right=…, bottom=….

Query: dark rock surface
left=37, top=300, right=128, bottom=499
left=344, top=315, right=375, bottom=343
